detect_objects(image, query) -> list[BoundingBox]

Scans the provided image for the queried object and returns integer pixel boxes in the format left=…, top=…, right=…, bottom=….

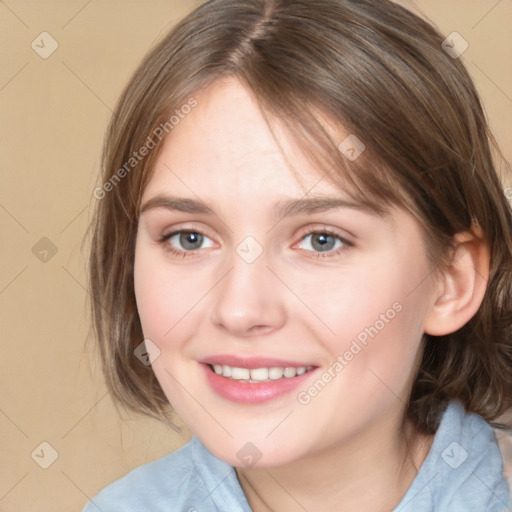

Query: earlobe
left=423, top=227, right=490, bottom=336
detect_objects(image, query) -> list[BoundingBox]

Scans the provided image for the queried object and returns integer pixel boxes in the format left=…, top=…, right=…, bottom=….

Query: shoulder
left=82, top=436, right=243, bottom=512
left=433, top=401, right=512, bottom=511
left=396, top=401, right=512, bottom=512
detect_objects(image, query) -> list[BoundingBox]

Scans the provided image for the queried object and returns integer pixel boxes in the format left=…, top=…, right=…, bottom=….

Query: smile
left=201, top=356, right=319, bottom=404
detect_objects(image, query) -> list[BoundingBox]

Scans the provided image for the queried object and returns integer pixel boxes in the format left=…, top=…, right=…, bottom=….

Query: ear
left=423, top=225, right=490, bottom=336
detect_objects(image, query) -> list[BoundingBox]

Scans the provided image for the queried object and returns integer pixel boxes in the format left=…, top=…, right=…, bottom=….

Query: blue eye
left=295, top=229, right=352, bottom=257
left=159, top=230, right=215, bottom=254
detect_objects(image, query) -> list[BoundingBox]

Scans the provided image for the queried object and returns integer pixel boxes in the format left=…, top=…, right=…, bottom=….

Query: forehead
left=143, top=77, right=354, bottom=202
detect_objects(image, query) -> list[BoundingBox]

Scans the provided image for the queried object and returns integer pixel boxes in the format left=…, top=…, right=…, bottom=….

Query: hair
left=87, top=0, right=512, bottom=435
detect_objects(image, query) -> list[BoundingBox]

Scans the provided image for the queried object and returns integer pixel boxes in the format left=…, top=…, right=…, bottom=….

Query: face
left=134, top=77, right=438, bottom=468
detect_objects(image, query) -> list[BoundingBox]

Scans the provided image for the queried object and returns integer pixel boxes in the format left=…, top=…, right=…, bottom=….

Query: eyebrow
left=139, top=194, right=383, bottom=218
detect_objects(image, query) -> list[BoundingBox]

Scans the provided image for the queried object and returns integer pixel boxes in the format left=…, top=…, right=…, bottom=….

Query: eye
left=159, top=229, right=215, bottom=255
left=295, top=229, right=352, bottom=257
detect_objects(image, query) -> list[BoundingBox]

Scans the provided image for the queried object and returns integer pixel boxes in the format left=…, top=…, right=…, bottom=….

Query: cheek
left=299, top=253, right=431, bottom=387
left=296, top=261, right=418, bottom=341
left=133, top=245, right=207, bottom=344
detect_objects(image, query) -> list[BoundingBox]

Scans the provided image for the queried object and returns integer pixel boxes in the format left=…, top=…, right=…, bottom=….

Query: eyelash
left=157, top=227, right=353, bottom=259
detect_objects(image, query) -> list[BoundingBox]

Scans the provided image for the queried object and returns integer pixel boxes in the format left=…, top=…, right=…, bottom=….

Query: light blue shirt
left=83, top=401, right=512, bottom=511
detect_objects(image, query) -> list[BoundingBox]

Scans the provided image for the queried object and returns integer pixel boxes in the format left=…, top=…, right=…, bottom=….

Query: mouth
left=200, top=355, right=318, bottom=404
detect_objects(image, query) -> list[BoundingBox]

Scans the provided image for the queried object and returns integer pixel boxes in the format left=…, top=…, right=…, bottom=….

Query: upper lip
left=200, top=354, right=317, bottom=369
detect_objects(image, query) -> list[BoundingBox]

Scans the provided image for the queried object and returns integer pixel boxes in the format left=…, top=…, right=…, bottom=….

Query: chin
left=198, top=433, right=305, bottom=469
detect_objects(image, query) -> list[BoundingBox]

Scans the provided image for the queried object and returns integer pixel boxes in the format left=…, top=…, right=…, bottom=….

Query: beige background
left=0, top=1, right=510, bottom=511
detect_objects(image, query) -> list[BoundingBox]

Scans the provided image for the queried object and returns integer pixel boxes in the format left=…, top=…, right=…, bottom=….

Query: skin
left=133, top=77, right=489, bottom=511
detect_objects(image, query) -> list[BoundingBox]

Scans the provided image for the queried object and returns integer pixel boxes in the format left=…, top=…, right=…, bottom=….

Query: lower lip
left=202, top=364, right=317, bottom=404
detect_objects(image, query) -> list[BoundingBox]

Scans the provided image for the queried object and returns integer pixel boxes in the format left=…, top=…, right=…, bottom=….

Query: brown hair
left=87, top=0, right=512, bottom=434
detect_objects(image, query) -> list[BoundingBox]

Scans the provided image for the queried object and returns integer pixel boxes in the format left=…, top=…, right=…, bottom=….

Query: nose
left=209, top=250, right=287, bottom=338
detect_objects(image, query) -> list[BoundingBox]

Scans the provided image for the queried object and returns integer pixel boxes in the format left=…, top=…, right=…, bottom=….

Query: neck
left=235, top=409, right=434, bottom=512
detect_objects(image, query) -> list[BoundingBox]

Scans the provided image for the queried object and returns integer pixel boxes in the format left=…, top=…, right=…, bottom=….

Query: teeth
left=250, top=368, right=269, bottom=381
left=283, top=367, right=297, bottom=378
left=231, top=367, right=250, bottom=380
left=210, top=364, right=313, bottom=382
left=269, top=367, right=284, bottom=379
